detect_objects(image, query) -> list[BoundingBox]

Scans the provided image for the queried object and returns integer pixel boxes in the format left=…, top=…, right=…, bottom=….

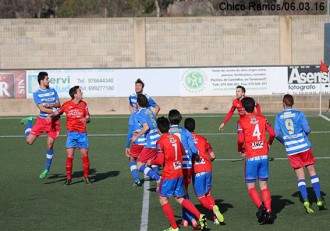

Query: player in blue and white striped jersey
left=131, top=94, right=161, bottom=182
left=275, top=94, right=325, bottom=213
left=128, top=78, right=160, bottom=115
left=20, top=72, right=61, bottom=179
left=125, top=111, right=146, bottom=187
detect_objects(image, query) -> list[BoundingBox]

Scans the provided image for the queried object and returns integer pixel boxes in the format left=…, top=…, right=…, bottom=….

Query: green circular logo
left=182, top=69, right=207, bottom=93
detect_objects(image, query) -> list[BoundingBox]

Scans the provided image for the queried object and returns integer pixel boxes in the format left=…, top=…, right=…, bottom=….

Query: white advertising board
left=24, top=66, right=330, bottom=99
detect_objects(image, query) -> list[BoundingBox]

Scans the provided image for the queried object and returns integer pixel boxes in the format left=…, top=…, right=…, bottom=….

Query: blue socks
left=152, top=165, right=159, bottom=174
left=182, top=193, right=195, bottom=222
left=129, top=162, right=140, bottom=182
left=311, top=175, right=321, bottom=198
left=298, top=179, right=308, bottom=200
left=45, top=149, right=54, bottom=171
left=24, top=119, right=32, bottom=137
left=139, top=165, right=160, bottom=181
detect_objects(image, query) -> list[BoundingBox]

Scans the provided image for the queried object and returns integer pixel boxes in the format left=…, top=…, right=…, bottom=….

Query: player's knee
left=26, top=140, right=33, bottom=145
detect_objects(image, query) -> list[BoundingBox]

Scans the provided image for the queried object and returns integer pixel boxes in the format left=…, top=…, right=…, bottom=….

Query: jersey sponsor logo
left=252, top=141, right=264, bottom=149
left=195, top=157, right=205, bottom=165
left=280, top=112, right=295, bottom=119
left=182, top=69, right=207, bottom=93
left=173, top=161, right=182, bottom=170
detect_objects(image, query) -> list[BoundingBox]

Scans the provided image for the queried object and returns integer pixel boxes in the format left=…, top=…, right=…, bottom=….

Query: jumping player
left=219, top=85, right=261, bottom=130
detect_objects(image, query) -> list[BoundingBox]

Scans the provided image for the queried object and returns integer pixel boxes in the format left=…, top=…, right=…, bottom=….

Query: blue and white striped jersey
left=126, top=111, right=146, bottom=148
left=135, top=108, right=160, bottom=148
left=274, top=109, right=312, bottom=156
left=33, top=87, right=59, bottom=118
left=169, top=125, right=198, bottom=169
left=129, top=93, right=157, bottom=112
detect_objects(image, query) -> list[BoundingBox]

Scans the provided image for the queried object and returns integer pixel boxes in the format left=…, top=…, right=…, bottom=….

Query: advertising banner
left=287, top=65, right=330, bottom=94
left=179, top=67, right=288, bottom=96
left=26, top=69, right=117, bottom=98
left=7, top=65, right=330, bottom=99
left=0, top=70, right=26, bottom=99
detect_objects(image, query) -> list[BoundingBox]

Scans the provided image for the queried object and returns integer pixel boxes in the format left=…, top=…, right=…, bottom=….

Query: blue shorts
left=66, top=131, right=89, bottom=149
left=158, top=177, right=184, bottom=198
left=192, top=172, right=212, bottom=197
left=245, top=155, right=269, bottom=183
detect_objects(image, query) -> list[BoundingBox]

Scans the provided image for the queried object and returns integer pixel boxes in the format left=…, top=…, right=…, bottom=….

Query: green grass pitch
left=0, top=114, right=329, bottom=231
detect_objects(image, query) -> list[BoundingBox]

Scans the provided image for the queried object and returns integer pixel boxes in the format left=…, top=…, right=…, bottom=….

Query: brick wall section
left=0, top=15, right=326, bottom=68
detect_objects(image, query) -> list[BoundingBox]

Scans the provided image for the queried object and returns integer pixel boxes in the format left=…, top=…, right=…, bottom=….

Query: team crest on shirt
left=250, top=116, right=258, bottom=124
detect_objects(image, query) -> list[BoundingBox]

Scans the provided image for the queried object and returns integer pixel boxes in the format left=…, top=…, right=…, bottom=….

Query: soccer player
left=148, top=116, right=207, bottom=231
left=168, top=109, right=199, bottom=228
left=184, top=117, right=224, bottom=225
left=129, top=78, right=160, bottom=115
left=219, top=85, right=262, bottom=130
left=274, top=94, right=325, bottom=213
left=50, top=86, right=92, bottom=185
left=20, top=71, right=61, bottom=179
left=125, top=110, right=146, bottom=187
left=131, top=94, right=160, bottom=182
left=237, top=97, right=275, bottom=224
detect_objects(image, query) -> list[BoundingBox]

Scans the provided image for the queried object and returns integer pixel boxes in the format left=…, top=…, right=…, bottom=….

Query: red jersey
left=222, top=97, right=262, bottom=124
left=59, top=100, right=89, bottom=133
left=237, top=113, right=275, bottom=159
left=191, top=132, right=213, bottom=174
left=153, top=133, right=185, bottom=180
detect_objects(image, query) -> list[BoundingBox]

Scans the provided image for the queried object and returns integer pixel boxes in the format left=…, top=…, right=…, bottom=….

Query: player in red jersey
left=184, top=118, right=224, bottom=225
left=219, top=85, right=262, bottom=130
left=237, top=97, right=275, bottom=224
left=148, top=117, right=207, bottom=231
left=50, top=86, right=92, bottom=185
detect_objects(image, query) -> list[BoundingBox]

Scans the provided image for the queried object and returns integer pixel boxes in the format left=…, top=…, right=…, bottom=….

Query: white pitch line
left=214, top=156, right=330, bottom=161
left=0, top=114, right=326, bottom=120
left=140, top=179, right=150, bottom=231
left=319, top=114, right=330, bottom=122
left=1, top=130, right=330, bottom=138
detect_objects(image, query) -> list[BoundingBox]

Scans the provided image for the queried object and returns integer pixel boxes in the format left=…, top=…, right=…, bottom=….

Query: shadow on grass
left=292, top=187, right=327, bottom=203
left=44, top=168, right=120, bottom=184
left=271, top=194, right=295, bottom=221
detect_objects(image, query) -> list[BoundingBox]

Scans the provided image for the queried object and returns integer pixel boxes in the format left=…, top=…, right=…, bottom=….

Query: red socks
left=82, top=155, right=90, bottom=178
left=248, top=188, right=262, bottom=208
left=200, top=196, right=213, bottom=210
left=262, top=189, right=272, bottom=212
left=65, top=156, right=74, bottom=179
left=162, top=203, right=178, bottom=229
left=181, top=199, right=201, bottom=219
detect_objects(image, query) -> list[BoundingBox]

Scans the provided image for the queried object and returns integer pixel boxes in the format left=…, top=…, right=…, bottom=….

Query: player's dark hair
left=236, top=85, right=246, bottom=93
left=168, top=109, right=182, bottom=125
left=135, top=78, right=144, bottom=88
left=37, top=72, right=48, bottom=85
left=69, top=86, right=80, bottom=99
left=283, top=94, right=294, bottom=107
left=157, top=116, right=170, bottom=133
left=137, top=94, right=148, bottom=108
left=184, top=118, right=195, bottom=132
left=241, top=97, right=255, bottom=113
